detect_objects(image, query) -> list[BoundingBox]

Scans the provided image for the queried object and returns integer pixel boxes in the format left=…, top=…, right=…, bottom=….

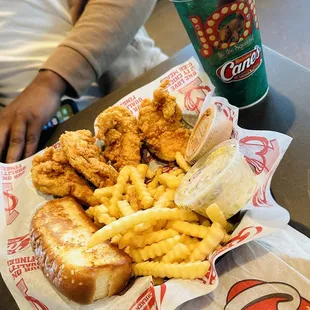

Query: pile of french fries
left=86, top=152, right=232, bottom=282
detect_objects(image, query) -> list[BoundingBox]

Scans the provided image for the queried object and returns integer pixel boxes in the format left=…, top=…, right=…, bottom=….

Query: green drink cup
left=173, top=0, right=269, bottom=108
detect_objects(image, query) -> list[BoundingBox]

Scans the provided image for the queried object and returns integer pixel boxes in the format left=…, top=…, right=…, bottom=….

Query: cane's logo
left=7, top=233, right=31, bottom=255
left=2, top=182, right=19, bottom=225
left=217, top=45, right=262, bottom=83
left=130, top=285, right=158, bottom=310
left=225, top=279, right=310, bottom=309
left=16, top=278, right=49, bottom=310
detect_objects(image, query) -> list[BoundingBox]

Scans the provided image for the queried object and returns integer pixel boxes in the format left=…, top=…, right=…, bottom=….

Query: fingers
left=6, top=120, right=26, bottom=163
left=24, top=121, right=42, bottom=159
left=0, top=125, right=10, bottom=162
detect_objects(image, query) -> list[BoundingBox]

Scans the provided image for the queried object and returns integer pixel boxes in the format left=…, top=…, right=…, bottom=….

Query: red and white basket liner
left=0, top=58, right=292, bottom=310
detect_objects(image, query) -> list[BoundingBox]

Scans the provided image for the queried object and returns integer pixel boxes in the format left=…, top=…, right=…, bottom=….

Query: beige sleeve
left=41, top=0, right=157, bottom=98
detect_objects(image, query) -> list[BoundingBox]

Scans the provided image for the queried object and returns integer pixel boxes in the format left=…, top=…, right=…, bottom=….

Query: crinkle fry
left=126, top=185, right=141, bottom=212
left=137, top=164, right=149, bottom=181
left=88, top=208, right=198, bottom=247
left=152, top=277, right=165, bottom=286
left=153, top=185, right=166, bottom=200
left=133, top=261, right=210, bottom=280
left=153, top=219, right=167, bottom=231
left=167, top=220, right=209, bottom=239
left=94, top=186, right=114, bottom=201
left=118, top=200, right=135, bottom=217
left=146, top=168, right=155, bottom=179
left=134, top=222, right=154, bottom=233
left=132, top=228, right=178, bottom=248
left=85, top=207, right=95, bottom=219
left=190, top=222, right=224, bottom=262
left=180, top=234, right=200, bottom=246
left=170, top=168, right=184, bottom=176
left=129, top=235, right=181, bottom=262
left=159, top=173, right=181, bottom=189
left=206, top=203, right=232, bottom=231
left=161, top=243, right=190, bottom=263
left=111, top=234, right=122, bottom=244
left=176, top=151, right=191, bottom=172
left=201, top=219, right=211, bottom=227
left=109, top=166, right=130, bottom=217
left=147, top=167, right=163, bottom=189
left=130, top=167, right=154, bottom=209
left=98, top=213, right=116, bottom=225
left=153, top=189, right=175, bottom=208
left=118, top=230, right=136, bottom=249
left=92, top=205, right=109, bottom=223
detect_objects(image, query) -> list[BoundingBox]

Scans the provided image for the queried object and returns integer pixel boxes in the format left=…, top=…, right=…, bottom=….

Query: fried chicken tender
left=31, top=147, right=99, bottom=206
left=138, top=80, right=191, bottom=161
left=95, top=106, right=141, bottom=170
left=59, top=130, right=118, bottom=187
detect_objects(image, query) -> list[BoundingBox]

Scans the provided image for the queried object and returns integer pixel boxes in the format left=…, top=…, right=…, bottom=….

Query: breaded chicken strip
left=31, top=147, right=99, bottom=206
left=60, top=130, right=118, bottom=187
left=138, top=80, right=191, bottom=161
left=96, top=106, right=141, bottom=170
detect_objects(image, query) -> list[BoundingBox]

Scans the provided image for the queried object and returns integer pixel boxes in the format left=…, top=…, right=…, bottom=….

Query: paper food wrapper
left=0, top=58, right=293, bottom=310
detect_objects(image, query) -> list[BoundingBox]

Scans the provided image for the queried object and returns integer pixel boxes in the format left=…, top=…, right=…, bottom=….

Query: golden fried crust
left=30, top=198, right=132, bottom=304
left=96, top=106, right=141, bottom=170
left=60, top=130, right=118, bottom=187
left=138, top=80, right=191, bottom=161
left=31, top=147, right=99, bottom=206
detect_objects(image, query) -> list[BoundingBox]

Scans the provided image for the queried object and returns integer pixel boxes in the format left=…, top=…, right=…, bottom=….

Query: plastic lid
left=185, top=103, right=233, bottom=165
left=176, top=139, right=257, bottom=218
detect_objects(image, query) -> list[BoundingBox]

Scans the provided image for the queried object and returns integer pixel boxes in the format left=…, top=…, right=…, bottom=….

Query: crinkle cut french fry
left=126, top=185, right=140, bottom=212
left=201, top=219, right=211, bottom=227
left=98, top=213, right=116, bottom=225
left=85, top=207, right=95, bottom=219
left=175, top=152, right=191, bottom=173
left=159, top=174, right=181, bottom=190
left=134, top=222, right=154, bottom=233
left=170, top=168, right=184, bottom=176
left=129, top=235, right=181, bottom=262
left=146, top=167, right=155, bottom=179
left=161, top=243, right=190, bottom=263
left=180, top=234, right=199, bottom=246
left=167, top=220, right=209, bottom=239
left=153, top=219, right=167, bottom=231
left=152, top=277, right=165, bottom=286
left=88, top=208, right=198, bottom=248
left=111, top=234, right=122, bottom=244
left=118, top=230, right=136, bottom=249
left=118, top=200, right=135, bottom=217
left=153, top=185, right=166, bottom=200
left=94, top=186, right=114, bottom=200
left=93, top=205, right=109, bottom=221
left=206, top=203, right=230, bottom=230
left=153, top=189, right=175, bottom=209
left=147, top=167, right=163, bottom=189
left=109, top=166, right=130, bottom=218
left=130, top=167, right=154, bottom=209
left=222, top=231, right=232, bottom=243
left=133, top=261, right=210, bottom=280
left=137, top=164, right=149, bottom=181
left=132, top=229, right=178, bottom=248
left=189, top=222, right=224, bottom=262
left=177, top=173, right=185, bottom=180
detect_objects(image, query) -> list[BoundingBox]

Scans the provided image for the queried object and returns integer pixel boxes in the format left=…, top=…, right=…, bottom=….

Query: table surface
left=2, top=45, right=310, bottom=309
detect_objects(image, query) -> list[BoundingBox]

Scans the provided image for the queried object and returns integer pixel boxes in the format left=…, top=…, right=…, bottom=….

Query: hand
left=0, top=70, right=67, bottom=163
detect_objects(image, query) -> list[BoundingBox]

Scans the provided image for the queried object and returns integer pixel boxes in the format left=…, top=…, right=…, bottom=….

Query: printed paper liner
left=0, top=58, right=292, bottom=310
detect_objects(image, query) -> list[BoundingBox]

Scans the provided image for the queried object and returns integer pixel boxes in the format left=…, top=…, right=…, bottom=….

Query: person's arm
left=42, top=0, right=157, bottom=98
left=0, top=0, right=156, bottom=163
left=0, top=71, right=66, bottom=162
